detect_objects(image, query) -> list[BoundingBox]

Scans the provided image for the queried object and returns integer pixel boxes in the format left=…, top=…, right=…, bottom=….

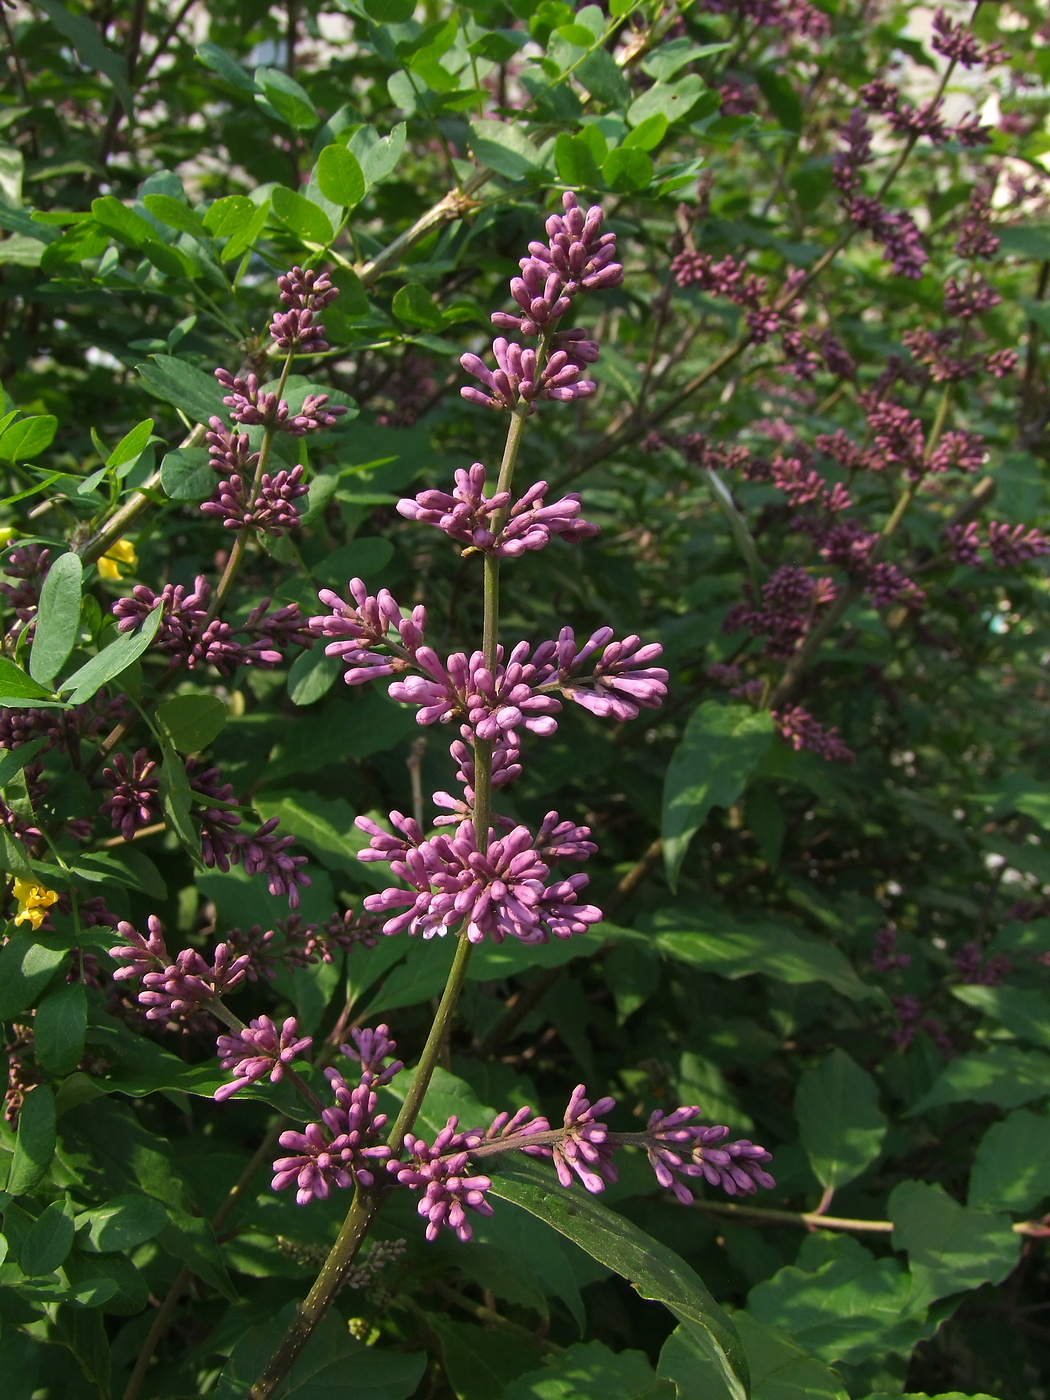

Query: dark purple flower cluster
left=774, top=704, right=855, bottom=763
left=215, top=1015, right=313, bottom=1102
left=186, top=760, right=310, bottom=907
left=831, top=112, right=929, bottom=277
left=930, top=7, right=1005, bottom=68
left=397, top=463, right=598, bottom=557
left=698, top=0, right=829, bottom=39
left=0, top=544, right=50, bottom=635
left=724, top=566, right=836, bottom=660
left=112, top=577, right=309, bottom=675
left=99, top=748, right=159, bottom=840
left=355, top=808, right=600, bottom=945
left=872, top=926, right=911, bottom=973
left=954, top=941, right=1011, bottom=987
left=890, top=994, right=953, bottom=1055
left=461, top=193, right=621, bottom=412
left=946, top=521, right=1050, bottom=569
left=225, top=909, right=382, bottom=979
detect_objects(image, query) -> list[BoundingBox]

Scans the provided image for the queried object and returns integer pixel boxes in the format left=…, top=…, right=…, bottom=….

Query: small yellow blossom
left=97, top=538, right=138, bottom=580
left=12, top=877, right=59, bottom=930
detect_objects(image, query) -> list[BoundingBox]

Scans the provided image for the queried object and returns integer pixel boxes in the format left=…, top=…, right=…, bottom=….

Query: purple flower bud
left=99, top=749, right=159, bottom=841
left=215, top=1015, right=313, bottom=1101
left=387, top=1118, right=493, bottom=1242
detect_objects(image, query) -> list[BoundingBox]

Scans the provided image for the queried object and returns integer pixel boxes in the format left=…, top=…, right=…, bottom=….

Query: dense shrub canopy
left=2, top=0, right=1050, bottom=1397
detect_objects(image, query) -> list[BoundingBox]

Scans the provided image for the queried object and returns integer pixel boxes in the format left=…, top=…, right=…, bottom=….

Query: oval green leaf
left=29, top=551, right=83, bottom=686
left=315, top=144, right=366, bottom=210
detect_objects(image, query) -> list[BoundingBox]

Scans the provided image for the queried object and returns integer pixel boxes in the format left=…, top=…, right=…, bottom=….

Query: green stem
left=206, top=350, right=295, bottom=622
left=248, top=378, right=532, bottom=1400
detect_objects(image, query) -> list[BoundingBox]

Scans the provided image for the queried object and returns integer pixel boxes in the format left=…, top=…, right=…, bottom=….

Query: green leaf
left=196, top=41, right=257, bottom=93
left=889, top=1181, right=1020, bottom=1312
left=160, top=446, right=215, bottom=501
left=137, top=354, right=227, bottom=425
left=659, top=1316, right=850, bottom=1400
left=60, top=602, right=163, bottom=705
left=642, top=39, right=730, bottom=81
left=157, top=693, right=227, bottom=753
left=158, top=1209, right=237, bottom=1299
left=504, top=1340, right=672, bottom=1399
left=315, top=143, right=366, bottom=210
left=271, top=185, right=334, bottom=244
left=36, top=0, right=133, bottom=114
left=757, top=68, right=803, bottom=133
left=651, top=907, right=873, bottom=1001
left=0, top=415, right=58, bottom=462
left=392, top=281, right=443, bottom=330
left=488, top=1157, right=749, bottom=1400
left=203, top=193, right=256, bottom=237
left=910, top=1045, right=1050, bottom=1113
left=952, top=983, right=1050, bottom=1048
left=143, top=193, right=207, bottom=238
left=432, top=1316, right=543, bottom=1400
left=576, top=47, right=631, bottom=106
left=0, top=735, right=49, bottom=788
left=364, top=0, right=416, bottom=21
left=253, top=791, right=370, bottom=879
left=34, top=981, right=87, bottom=1076
left=7, top=1086, right=56, bottom=1195
left=628, top=76, right=707, bottom=128
left=288, top=647, right=343, bottom=706
left=0, top=655, right=54, bottom=701
left=555, top=133, right=603, bottom=188
left=795, top=1049, right=887, bottom=1192
left=159, top=738, right=200, bottom=859
left=19, top=1201, right=74, bottom=1277
left=601, top=146, right=653, bottom=193
left=969, top=1109, right=1050, bottom=1213
left=313, top=537, right=395, bottom=587
left=0, top=934, right=67, bottom=1020
left=29, top=551, right=83, bottom=686
left=255, top=67, right=318, bottom=130
left=747, top=1238, right=933, bottom=1369
left=623, top=113, right=669, bottom=150
left=90, top=194, right=157, bottom=248
left=468, top=119, right=544, bottom=180
left=348, top=122, right=407, bottom=186
left=75, top=1193, right=168, bottom=1252
left=106, top=417, right=155, bottom=468
left=662, top=701, right=774, bottom=890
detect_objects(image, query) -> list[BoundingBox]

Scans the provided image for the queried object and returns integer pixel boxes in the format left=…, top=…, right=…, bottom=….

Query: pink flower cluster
left=355, top=808, right=600, bottom=944
left=461, top=192, right=622, bottom=412
left=397, top=462, right=598, bottom=557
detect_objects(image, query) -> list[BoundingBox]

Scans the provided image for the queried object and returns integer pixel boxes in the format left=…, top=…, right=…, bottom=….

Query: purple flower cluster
left=215, top=369, right=345, bottom=436
left=110, top=916, right=251, bottom=1028
left=112, top=577, right=309, bottom=675
left=724, top=566, right=836, bottom=660
left=774, top=704, right=855, bottom=763
left=645, top=1106, right=776, bottom=1202
left=397, top=463, right=598, bottom=557
left=872, top=926, right=911, bottom=973
left=355, top=808, right=600, bottom=945
left=186, top=760, right=310, bottom=907
left=215, top=1015, right=313, bottom=1101
left=388, top=1119, right=495, bottom=1242
left=201, top=465, right=308, bottom=534
left=946, top=522, right=1050, bottom=569
left=699, top=0, right=829, bottom=39
left=225, top=910, right=382, bottom=979
left=274, top=1072, right=391, bottom=1205
left=461, top=192, right=621, bottom=412
left=270, top=266, right=338, bottom=353
left=954, top=941, right=1011, bottom=987
left=99, top=748, right=159, bottom=840
left=311, top=579, right=667, bottom=741
left=0, top=544, right=50, bottom=634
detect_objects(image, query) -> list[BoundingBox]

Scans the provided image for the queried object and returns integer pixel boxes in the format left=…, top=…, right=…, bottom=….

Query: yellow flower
left=12, top=877, right=59, bottom=930
left=97, top=538, right=138, bottom=580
